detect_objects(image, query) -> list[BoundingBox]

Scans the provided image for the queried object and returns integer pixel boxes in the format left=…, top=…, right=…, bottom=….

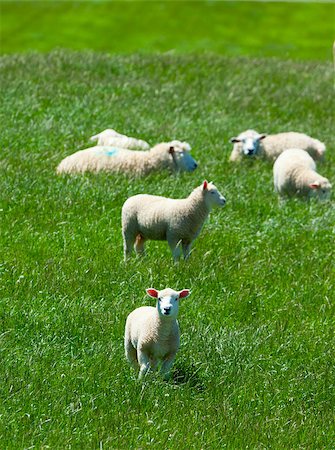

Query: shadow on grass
left=172, top=363, right=206, bottom=391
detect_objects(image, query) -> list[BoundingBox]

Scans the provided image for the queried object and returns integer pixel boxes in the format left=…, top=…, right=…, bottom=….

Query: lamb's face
left=169, top=145, right=198, bottom=172
left=309, top=180, right=332, bottom=200
left=231, top=130, right=266, bottom=157
left=203, top=181, right=226, bottom=208
left=146, top=288, right=190, bottom=319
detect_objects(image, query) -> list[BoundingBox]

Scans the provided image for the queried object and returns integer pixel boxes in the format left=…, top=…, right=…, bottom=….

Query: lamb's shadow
left=172, top=363, right=206, bottom=391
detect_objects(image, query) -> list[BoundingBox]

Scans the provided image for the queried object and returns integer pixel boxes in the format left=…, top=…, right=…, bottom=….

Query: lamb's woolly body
left=90, top=129, right=150, bottom=150
left=123, top=188, right=210, bottom=242
left=125, top=306, right=179, bottom=366
left=230, top=130, right=326, bottom=162
left=122, top=182, right=226, bottom=260
left=57, top=142, right=191, bottom=175
left=273, top=148, right=332, bottom=199
left=124, top=288, right=189, bottom=379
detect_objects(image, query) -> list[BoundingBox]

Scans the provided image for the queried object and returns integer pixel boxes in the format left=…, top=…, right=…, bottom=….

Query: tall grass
left=0, top=51, right=334, bottom=448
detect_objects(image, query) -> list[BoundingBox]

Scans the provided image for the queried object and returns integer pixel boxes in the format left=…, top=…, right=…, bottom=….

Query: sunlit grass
left=0, top=51, right=334, bottom=447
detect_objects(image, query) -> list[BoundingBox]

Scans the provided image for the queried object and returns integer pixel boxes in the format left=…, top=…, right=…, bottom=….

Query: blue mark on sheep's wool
left=96, top=147, right=120, bottom=157
left=104, top=147, right=119, bottom=157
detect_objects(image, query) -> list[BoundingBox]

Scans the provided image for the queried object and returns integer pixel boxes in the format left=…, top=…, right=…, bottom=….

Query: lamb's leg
left=160, top=354, right=176, bottom=380
left=134, top=234, right=146, bottom=256
left=123, top=232, right=136, bottom=261
left=167, top=234, right=182, bottom=261
left=125, top=342, right=139, bottom=372
left=182, top=240, right=192, bottom=260
left=138, top=350, right=151, bottom=380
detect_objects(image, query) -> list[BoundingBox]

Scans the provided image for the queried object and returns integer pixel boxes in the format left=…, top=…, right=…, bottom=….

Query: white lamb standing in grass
left=229, top=129, right=326, bottom=162
left=273, top=148, right=332, bottom=200
left=90, top=128, right=150, bottom=150
left=56, top=141, right=197, bottom=175
left=124, top=287, right=190, bottom=380
left=122, top=180, right=226, bottom=261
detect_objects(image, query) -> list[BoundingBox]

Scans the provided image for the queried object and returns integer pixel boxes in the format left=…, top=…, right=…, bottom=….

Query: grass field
left=0, top=50, right=334, bottom=448
left=1, top=1, right=334, bottom=60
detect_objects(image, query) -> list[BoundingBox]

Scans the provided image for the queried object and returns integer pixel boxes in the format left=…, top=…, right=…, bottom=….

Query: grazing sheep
left=229, top=130, right=326, bottom=162
left=124, top=287, right=190, bottom=380
left=273, top=148, right=332, bottom=200
left=90, top=128, right=150, bottom=150
left=122, top=180, right=226, bottom=261
left=56, top=141, right=197, bottom=175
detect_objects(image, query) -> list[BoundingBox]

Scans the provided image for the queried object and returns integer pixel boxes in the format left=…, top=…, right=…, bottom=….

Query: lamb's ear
left=178, top=289, right=190, bottom=299
left=230, top=137, right=240, bottom=143
left=259, top=134, right=267, bottom=140
left=168, top=146, right=175, bottom=154
left=309, top=181, right=320, bottom=189
left=146, top=288, right=159, bottom=298
left=203, top=180, right=208, bottom=190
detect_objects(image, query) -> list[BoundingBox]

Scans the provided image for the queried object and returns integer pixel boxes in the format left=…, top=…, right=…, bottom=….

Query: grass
left=0, top=50, right=334, bottom=448
left=1, top=1, right=334, bottom=60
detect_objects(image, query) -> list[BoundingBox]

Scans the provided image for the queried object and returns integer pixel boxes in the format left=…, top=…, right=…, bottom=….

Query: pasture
left=0, top=49, right=334, bottom=447
left=1, top=1, right=334, bottom=60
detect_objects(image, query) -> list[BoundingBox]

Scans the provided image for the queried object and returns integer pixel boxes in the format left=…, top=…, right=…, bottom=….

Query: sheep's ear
left=178, top=289, right=190, bottom=299
left=230, top=137, right=240, bottom=143
left=203, top=180, right=208, bottom=190
left=168, top=146, right=175, bottom=154
left=146, top=288, right=159, bottom=298
left=309, top=182, right=320, bottom=189
left=259, top=134, right=267, bottom=140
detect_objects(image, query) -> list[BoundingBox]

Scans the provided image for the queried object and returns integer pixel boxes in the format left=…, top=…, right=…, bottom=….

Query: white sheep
left=56, top=141, right=197, bottom=175
left=121, top=180, right=226, bottom=261
left=90, top=128, right=150, bottom=150
left=229, top=130, right=326, bottom=162
left=124, top=287, right=190, bottom=380
left=273, top=148, right=332, bottom=200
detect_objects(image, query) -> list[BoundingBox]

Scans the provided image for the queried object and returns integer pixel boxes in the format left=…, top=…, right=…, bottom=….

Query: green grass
left=1, top=1, right=334, bottom=60
left=0, top=51, right=334, bottom=448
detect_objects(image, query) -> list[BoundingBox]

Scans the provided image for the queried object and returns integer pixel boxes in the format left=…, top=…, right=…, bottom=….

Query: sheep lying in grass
left=122, top=180, right=226, bottom=261
left=56, top=141, right=197, bottom=175
left=124, top=287, right=190, bottom=380
left=273, top=148, right=332, bottom=200
left=90, top=128, right=150, bottom=150
left=229, top=130, right=326, bottom=162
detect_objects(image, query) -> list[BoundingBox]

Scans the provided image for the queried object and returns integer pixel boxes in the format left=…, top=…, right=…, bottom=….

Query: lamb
left=124, top=287, right=190, bottom=380
left=273, top=148, right=332, bottom=200
left=90, top=128, right=150, bottom=150
left=121, top=180, right=226, bottom=261
left=56, top=141, right=197, bottom=175
left=229, top=130, right=326, bottom=162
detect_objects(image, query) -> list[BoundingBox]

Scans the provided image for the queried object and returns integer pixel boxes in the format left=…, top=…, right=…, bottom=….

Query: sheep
left=273, top=148, right=332, bottom=200
left=229, top=130, right=326, bottom=162
left=90, top=128, right=150, bottom=150
left=56, top=141, right=197, bottom=175
left=121, top=180, right=226, bottom=261
left=124, top=287, right=190, bottom=380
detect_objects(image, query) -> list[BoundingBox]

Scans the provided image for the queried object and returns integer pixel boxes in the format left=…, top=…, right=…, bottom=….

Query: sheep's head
left=202, top=180, right=226, bottom=208
left=310, top=146, right=326, bottom=162
left=146, top=288, right=190, bottom=319
left=309, top=179, right=332, bottom=200
left=230, top=129, right=267, bottom=157
left=151, top=142, right=197, bottom=172
left=168, top=142, right=198, bottom=172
